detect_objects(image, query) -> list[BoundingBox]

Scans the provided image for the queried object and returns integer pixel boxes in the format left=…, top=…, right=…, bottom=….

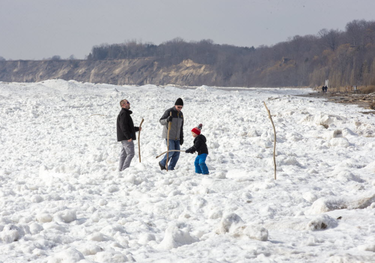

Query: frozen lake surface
left=0, top=80, right=374, bottom=262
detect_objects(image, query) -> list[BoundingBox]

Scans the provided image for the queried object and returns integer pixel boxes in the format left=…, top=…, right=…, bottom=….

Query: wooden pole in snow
left=138, top=118, right=144, bottom=162
left=166, top=112, right=172, bottom=171
left=156, top=150, right=184, bottom=159
left=263, top=102, right=277, bottom=180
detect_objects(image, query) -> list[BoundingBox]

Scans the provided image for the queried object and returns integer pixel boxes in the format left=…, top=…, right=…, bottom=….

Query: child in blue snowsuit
left=185, top=124, right=209, bottom=174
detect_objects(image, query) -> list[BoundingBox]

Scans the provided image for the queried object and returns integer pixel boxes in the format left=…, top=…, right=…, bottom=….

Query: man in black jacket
left=117, top=99, right=141, bottom=171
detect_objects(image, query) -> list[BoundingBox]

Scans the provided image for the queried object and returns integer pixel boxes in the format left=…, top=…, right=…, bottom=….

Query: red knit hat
left=191, top=124, right=203, bottom=135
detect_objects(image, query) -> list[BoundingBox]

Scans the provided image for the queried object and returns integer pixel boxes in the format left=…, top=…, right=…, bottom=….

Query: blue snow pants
left=194, top=153, right=209, bottom=174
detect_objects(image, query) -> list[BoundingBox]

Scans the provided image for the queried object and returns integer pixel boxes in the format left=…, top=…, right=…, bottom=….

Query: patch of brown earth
left=299, top=91, right=375, bottom=114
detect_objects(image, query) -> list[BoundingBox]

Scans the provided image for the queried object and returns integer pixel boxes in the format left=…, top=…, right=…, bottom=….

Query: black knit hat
left=175, top=98, right=184, bottom=106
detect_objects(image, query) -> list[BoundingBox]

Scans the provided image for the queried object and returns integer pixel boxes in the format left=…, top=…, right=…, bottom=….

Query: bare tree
left=318, top=29, right=342, bottom=51
left=345, top=20, right=368, bottom=48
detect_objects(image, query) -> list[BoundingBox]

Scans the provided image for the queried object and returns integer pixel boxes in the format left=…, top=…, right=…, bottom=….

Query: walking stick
left=156, top=150, right=184, bottom=159
left=138, top=118, right=144, bottom=163
left=263, top=102, right=277, bottom=180
left=166, top=112, right=172, bottom=171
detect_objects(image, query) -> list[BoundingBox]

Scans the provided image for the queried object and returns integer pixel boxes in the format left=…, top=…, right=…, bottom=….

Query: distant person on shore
left=185, top=124, right=209, bottom=175
left=117, top=99, right=141, bottom=171
left=158, top=98, right=184, bottom=171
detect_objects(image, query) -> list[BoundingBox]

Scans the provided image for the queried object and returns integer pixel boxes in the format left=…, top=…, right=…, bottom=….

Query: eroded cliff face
left=0, top=59, right=216, bottom=86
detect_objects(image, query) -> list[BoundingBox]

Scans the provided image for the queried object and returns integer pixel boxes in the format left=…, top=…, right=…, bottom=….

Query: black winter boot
left=158, top=161, right=166, bottom=170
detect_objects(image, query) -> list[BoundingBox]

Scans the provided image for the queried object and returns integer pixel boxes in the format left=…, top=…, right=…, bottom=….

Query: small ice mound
left=336, top=159, right=363, bottom=169
left=106, top=185, right=120, bottom=193
left=286, top=132, right=303, bottom=142
left=357, top=243, right=375, bottom=252
left=355, top=121, right=375, bottom=137
left=332, top=129, right=343, bottom=138
left=210, top=142, right=220, bottom=149
left=195, top=85, right=214, bottom=92
left=307, top=192, right=375, bottom=215
left=336, top=170, right=364, bottom=183
left=53, top=209, right=77, bottom=223
left=100, top=224, right=127, bottom=237
left=327, top=254, right=374, bottom=263
left=363, top=160, right=375, bottom=172
left=217, top=213, right=244, bottom=234
left=93, top=250, right=130, bottom=263
left=279, top=156, right=301, bottom=166
left=0, top=224, right=27, bottom=243
left=247, top=129, right=259, bottom=137
left=314, top=113, right=343, bottom=127
left=304, top=235, right=319, bottom=246
left=307, top=198, right=345, bottom=214
left=259, top=205, right=277, bottom=219
left=29, top=222, right=44, bottom=235
left=31, top=195, right=44, bottom=203
left=158, top=222, right=197, bottom=250
left=217, top=213, right=268, bottom=241
left=328, top=137, right=350, bottom=147
left=216, top=171, right=226, bottom=179
left=208, top=209, right=223, bottom=219
left=241, top=191, right=253, bottom=202
left=342, top=127, right=357, bottom=137
left=234, top=225, right=268, bottom=241
left=307, top=169, right=318, bottom=175
left=139, top=233, right=156, bottom=245
left=302, top=192, right=318, bottom=203
left=36, top=213, right=53, bottom=223
left=299, top=113, right=314, bottom=124
left=123, top=174, right=144, bottom=185
left=48, top=247, right=84, bottom=263
left=88, top=232, right=108, bottom=242
left=80, top=244, right=103, bottom=256
left=306, top=214, right=338, bottom=231
left=191, top=196, right=207, bottom=210
left=256, top=138, right=273, bottom=148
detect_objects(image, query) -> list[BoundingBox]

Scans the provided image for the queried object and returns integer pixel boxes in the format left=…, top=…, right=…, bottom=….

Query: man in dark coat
left=117, top=99, right=141, bottom=171
left=158, top=98, right=184, bottom=170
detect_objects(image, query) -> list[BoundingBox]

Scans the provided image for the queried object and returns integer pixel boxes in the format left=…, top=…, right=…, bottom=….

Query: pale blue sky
left=1, top=0, right=374, bottom=60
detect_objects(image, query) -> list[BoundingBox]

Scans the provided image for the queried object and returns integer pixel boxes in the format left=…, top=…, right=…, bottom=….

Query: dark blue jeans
left=160, top=140, right=180, bottom=170
left=194, top=153, right=209, bottom=174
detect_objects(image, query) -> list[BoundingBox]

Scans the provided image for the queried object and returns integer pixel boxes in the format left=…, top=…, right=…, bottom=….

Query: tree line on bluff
left=88, top=19, right=375, bottom=89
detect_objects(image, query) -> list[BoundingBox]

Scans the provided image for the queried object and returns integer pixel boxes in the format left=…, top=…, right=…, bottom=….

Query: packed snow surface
left=1, top=80, right=375, bottom=263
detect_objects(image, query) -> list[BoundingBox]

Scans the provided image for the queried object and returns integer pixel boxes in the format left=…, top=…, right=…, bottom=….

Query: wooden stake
left=138, top=118, right=144, bottom=162
left=156, top=150, right=184, bottom=159
left=166, top=112, right=172, bottom=171
left=263, top=102, right=277, bottom=180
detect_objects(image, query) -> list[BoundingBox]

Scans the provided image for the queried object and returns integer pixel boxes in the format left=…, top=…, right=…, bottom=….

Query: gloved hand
left=180, top=138, right=184, bottom=145
left=185, top=148, right=194, bottom=154
left=167, top=116, right=173, bottom=122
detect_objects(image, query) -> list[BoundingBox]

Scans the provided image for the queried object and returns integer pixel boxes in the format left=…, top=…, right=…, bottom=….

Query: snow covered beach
left=1, top=80, right=375, bottom=262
